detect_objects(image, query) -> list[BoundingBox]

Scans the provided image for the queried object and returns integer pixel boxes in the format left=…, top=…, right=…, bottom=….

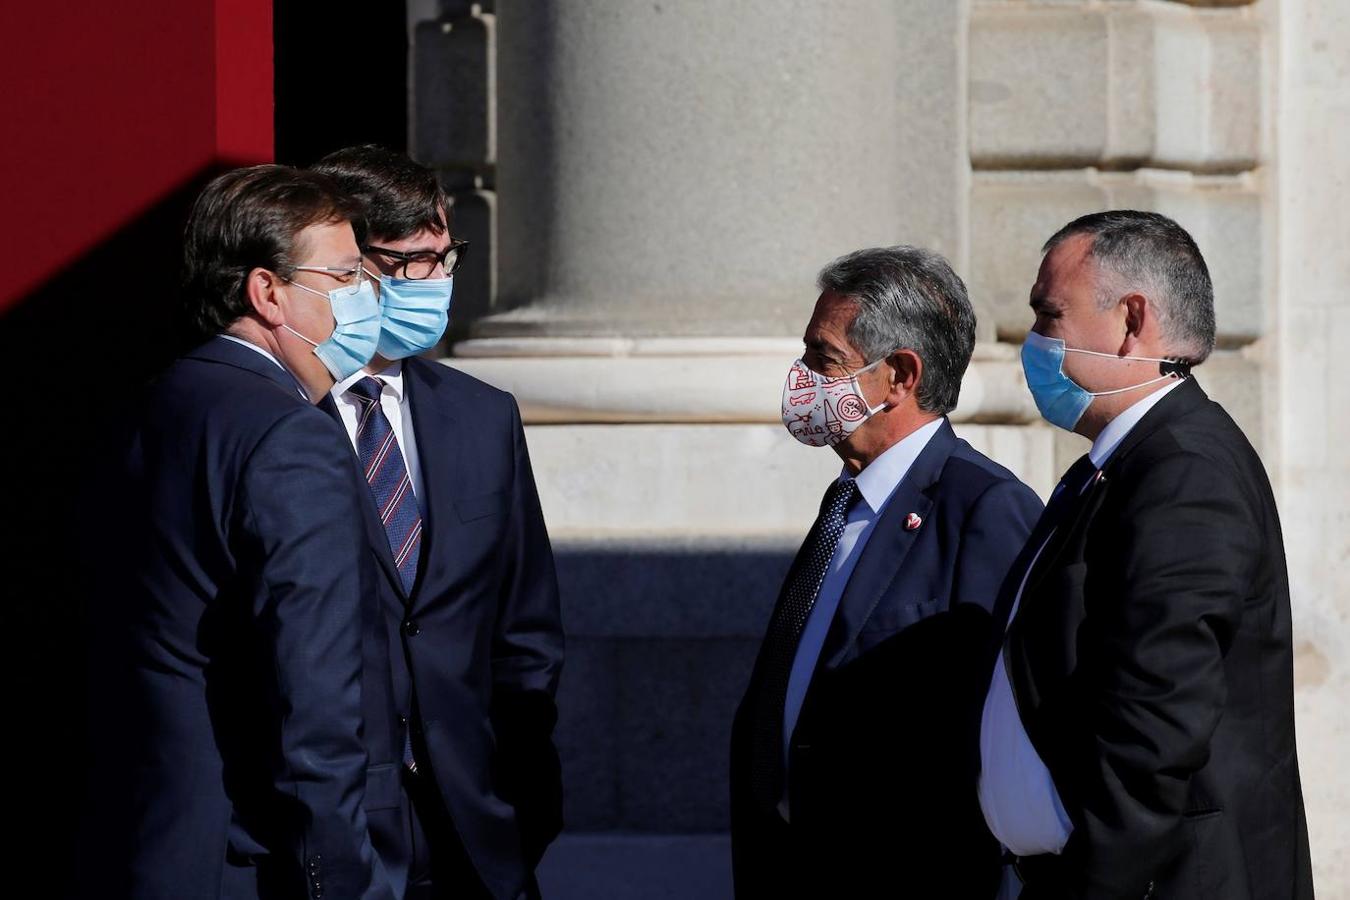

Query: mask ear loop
left=1060, top=348, right=1194, bottom=397
left=1061, top=346, right=1191, bottom=367
left=1087, top=374, right=1175, bottom=397
left=281, top=325, right=320, bottom=348
left=276, top=279, right=329, bottom=348
left=855, top=353, right=897, bottom=417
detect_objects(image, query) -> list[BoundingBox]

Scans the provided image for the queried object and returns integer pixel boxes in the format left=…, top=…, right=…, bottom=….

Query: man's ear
left=245, top=267, right=286, bottom=327
left=1119, top=292, right=1149, bottom=356
left=883, top=349, right=922, bottom=408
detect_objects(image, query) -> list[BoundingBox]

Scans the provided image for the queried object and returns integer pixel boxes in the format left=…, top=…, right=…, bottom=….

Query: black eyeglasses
left=364, top=238, right=469, bottom=280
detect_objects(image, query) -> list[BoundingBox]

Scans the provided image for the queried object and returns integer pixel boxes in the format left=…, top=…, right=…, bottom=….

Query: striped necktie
left=348, top=376, right=422, bottom=593
left=349, top=376, right=423, bottom=771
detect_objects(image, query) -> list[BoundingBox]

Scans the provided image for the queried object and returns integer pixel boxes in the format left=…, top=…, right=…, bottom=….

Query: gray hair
left=1042, top=210, right=1216, bottom=363
left=817, top=245, right=977, bottom=415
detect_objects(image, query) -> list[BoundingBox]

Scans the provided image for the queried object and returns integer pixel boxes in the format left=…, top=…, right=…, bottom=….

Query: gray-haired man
left=730, top=246, right=1044, bottom=897
left=979, top=211, right=1312, bottom=899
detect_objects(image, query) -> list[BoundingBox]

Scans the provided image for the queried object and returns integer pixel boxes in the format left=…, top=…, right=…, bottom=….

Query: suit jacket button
left=403, top=619, right=420, bottom=637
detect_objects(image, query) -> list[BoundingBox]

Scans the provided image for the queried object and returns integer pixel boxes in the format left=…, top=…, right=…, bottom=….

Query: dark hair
left=1042, top=210, right=1216, bottom=362
left=181, top=165, right=364, bottom=338
left=818, top=245, right=977, bottom=416
left=312, top=145, right=449, bottom=243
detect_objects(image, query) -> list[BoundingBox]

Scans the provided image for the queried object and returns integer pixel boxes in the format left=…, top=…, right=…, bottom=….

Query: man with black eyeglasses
left=313, top=146, right=564, bottom=900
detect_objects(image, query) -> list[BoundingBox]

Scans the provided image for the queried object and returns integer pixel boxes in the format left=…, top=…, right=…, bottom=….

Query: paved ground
left=538, top=833, right=732, bottom=900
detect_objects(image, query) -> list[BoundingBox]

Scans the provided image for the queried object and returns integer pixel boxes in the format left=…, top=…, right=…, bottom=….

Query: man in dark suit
left=79, top=166, right=404, bottom=899
left=730, top=246, right=1044, bottom=897
left=979, top=211, right=1314, bottom=899
left=312, top=146, right=564, bottom=900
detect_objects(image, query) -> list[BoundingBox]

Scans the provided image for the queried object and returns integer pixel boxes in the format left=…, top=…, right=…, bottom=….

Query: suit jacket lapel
left=1100, top=376, right=1207, bottom=479
left=188, top=335, right=308, bottom=399
left=818, top=421, right=956, bottom=670
left=317, top=393, right=409, bottom=605
left=403, top=359, right=461, bottom=608
left=1019, top=471, right=1107, bottom=600
left=1020, top=377, right=1209, bottom=603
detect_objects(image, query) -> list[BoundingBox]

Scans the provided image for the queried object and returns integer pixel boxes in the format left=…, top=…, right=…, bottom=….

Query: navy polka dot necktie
left=749, top=477, right=860, bottom=812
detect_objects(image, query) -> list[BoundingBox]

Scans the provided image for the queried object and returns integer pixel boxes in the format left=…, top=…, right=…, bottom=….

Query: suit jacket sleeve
left=954, top=478, right=1044, bottom=618
left=952, top=477, right=1043, bottom=777
left=238, top=407, right=393, bottom=900
left=488, top=396, right=565, bottom=863
left=1041, top=449, right=1249, bottom=899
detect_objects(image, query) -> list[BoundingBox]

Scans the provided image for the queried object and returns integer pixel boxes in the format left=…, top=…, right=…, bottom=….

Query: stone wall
left=410, top=1, right=1348, bottom=895
left=1278, top=0, right=1350, bottom=890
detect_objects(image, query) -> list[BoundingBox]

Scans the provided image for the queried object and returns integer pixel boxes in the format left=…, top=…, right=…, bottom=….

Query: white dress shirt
left=778, top=417, right=945, bottom=820
left=978, top=378, right=1185, bottom=862
left=330, top=361, right=426, bottom=512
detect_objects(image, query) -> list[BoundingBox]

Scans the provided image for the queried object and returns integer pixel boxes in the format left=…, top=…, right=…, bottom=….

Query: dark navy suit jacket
left=79, top=337, right=402, bottom=900
left=328, top=357, right=564, bottom=900
left=730, top=419, right=1043, bottom=898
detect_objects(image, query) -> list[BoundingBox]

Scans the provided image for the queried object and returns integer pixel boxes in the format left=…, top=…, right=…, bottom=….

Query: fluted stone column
left=449, top=0, right=1057, bottom=541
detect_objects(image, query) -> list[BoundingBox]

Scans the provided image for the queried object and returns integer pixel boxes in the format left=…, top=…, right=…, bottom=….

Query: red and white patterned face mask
left=780, top=357, right=888, bottom=447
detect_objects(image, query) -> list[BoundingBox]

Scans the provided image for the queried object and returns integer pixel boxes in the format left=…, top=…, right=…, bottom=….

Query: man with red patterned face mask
left=731, top=245, right=1044, bottom=898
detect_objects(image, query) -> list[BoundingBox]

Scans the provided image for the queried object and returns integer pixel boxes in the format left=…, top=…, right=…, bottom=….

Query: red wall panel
left=0, top=0, right=273, bottom=312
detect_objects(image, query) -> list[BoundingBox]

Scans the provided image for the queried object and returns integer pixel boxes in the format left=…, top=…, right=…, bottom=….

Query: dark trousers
left=404, top=767, right=495, bottom=900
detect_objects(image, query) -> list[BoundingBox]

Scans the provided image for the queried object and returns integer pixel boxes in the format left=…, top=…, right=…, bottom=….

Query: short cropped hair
left=1042, top=210, right=1216, bottom=362
left=312, top=145, right=449, bottom=243
left=181, top=165, right=364, bottom=338
left=818, top=245, right=977, bottom=416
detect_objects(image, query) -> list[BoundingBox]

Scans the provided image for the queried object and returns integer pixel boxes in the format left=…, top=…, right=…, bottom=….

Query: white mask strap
left=1088, top=374, right=1177, bottom=397
left=1062, top=347, right=1181, bottom=365
left=281, top=324, right=319, bottom=348
left=286, top=280, right=331, bottom=301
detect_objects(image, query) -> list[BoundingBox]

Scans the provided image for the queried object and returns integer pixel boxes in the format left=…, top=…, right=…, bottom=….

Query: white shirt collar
left=217, top=333, right=310, bottom=399
left=842, top=417, right=945, bottom=514
left=332, top=359, right=406, bottom=402
left=1088, top=378, right=1185, bottom=468
left=218, top=333, right=285, bottom=371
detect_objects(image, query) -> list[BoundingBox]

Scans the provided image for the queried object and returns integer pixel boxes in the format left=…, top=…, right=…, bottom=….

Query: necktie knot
left=1060, top=454, right=1099, bottom=498
left=822, top=477, right=860, bottom=520
left=348, top=376, right=384, bottom=404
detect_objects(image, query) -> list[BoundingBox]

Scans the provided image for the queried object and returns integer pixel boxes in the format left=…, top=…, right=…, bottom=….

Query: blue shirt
left=778, top=417, right=945, bottom=820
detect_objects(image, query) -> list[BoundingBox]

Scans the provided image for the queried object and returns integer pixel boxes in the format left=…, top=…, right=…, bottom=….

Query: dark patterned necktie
left=990, top=454, right=1099, bottom=649
left=348, top=377, right=422, bottom=593
left=749, top=477, right=860, bottom=812
left=1024, top=453, right=1097, bottom=556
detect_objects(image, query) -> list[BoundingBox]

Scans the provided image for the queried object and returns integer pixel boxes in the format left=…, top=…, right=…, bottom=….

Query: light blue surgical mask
left=1021, top=330, right=1189, bottom=431
left=282, top=277, right=381, bottom=381
left=369, top=270, right=454, bottom=359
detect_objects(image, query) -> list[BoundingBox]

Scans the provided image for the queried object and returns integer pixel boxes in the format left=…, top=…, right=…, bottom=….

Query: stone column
left=1277, top=0, right=1350, bottom=889
left=450, top=0, right=1056, bottom=540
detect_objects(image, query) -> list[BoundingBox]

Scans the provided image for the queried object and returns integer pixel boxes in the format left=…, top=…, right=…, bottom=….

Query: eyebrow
left=1029, top=291, right=1061, bottom=314
left=298, top=256, right=362, bottom=270
left=805, top=336, right=856, bottom=364
left=372, top=242, right=453, bottom=256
